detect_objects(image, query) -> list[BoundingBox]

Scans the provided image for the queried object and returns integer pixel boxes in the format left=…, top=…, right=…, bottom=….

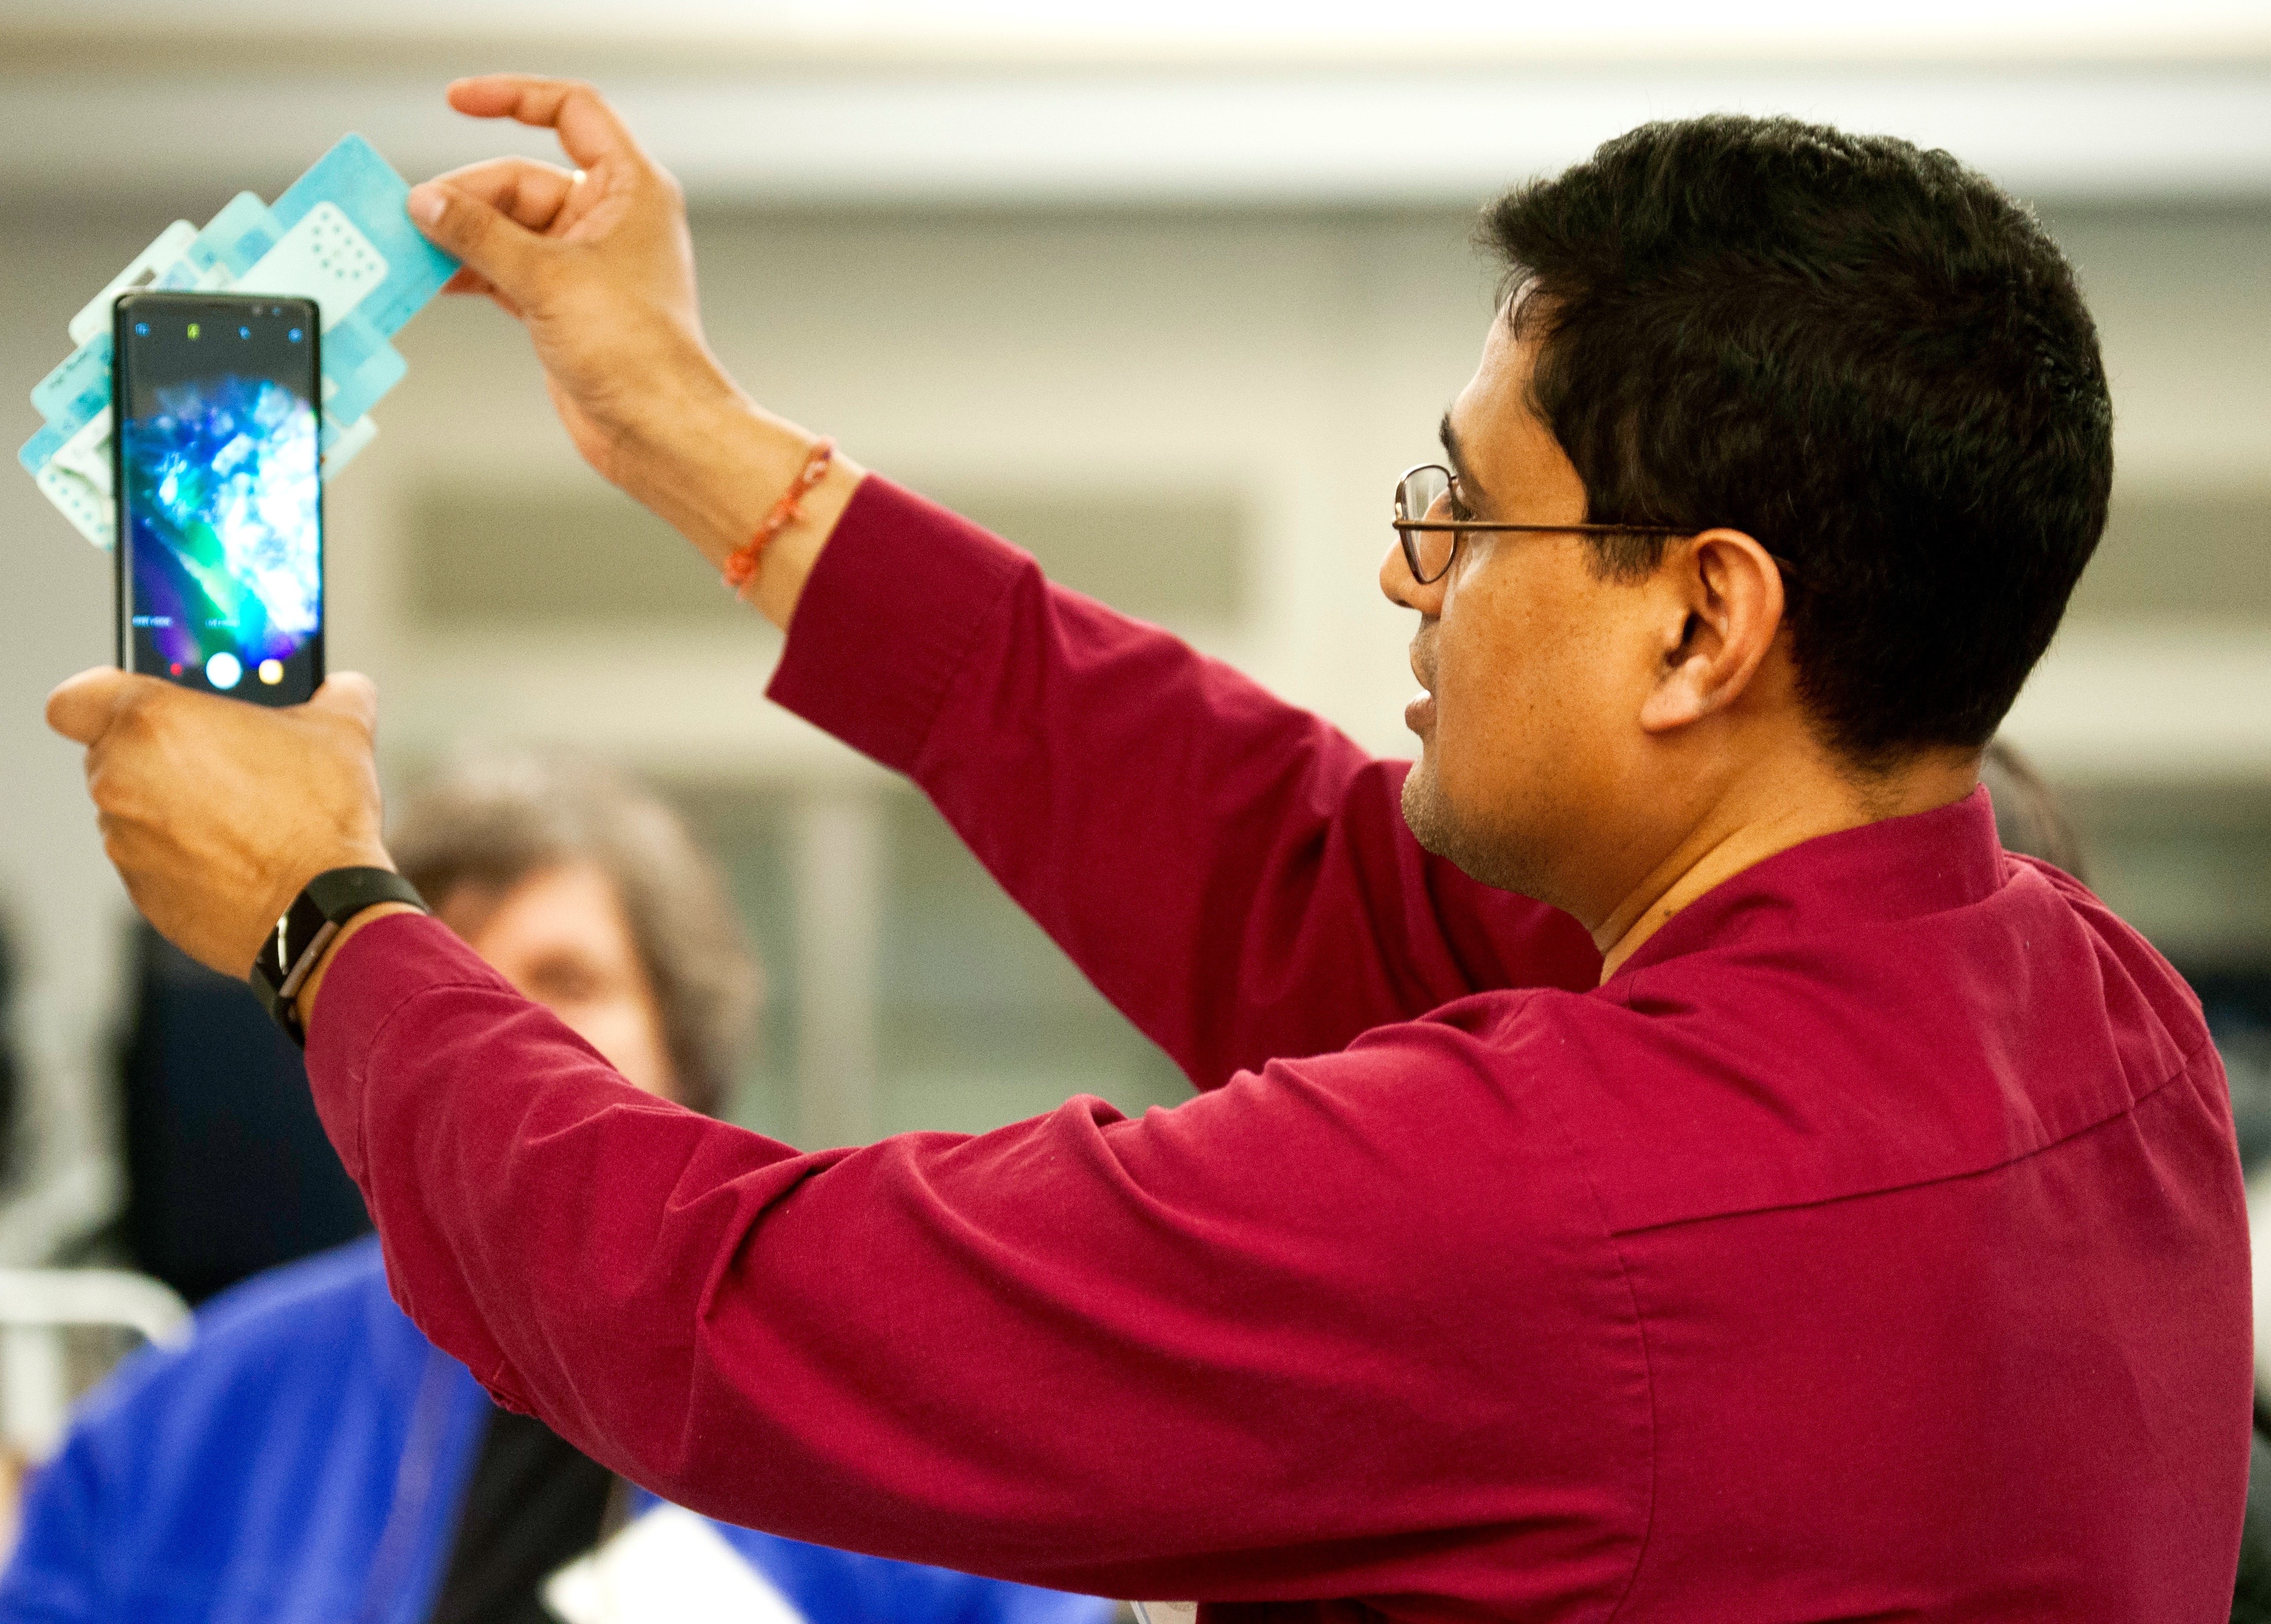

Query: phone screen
left=113, top=293, right=323, bottom=706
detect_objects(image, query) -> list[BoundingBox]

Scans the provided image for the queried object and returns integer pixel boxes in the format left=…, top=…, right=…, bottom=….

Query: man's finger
left=45, top=666, right=141, bottom=746
left=308, top=672, right=380, bottom=736
left=445, top=75, right=645, bottom=174
left=408, top=181, right=547, bottom=309
left=439, top=266, right=522, bottom=318
left=421, top=156, right=580, bottom=234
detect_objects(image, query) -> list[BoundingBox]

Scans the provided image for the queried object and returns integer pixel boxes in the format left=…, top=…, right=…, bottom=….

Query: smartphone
left=111, top=291, right=324, bottom=706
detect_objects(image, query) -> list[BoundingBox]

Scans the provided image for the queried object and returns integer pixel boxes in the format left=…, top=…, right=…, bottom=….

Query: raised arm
left=767, top=478, right=1596, bottom=1085
left=45, top=75, right=1592, bottom=1092
left=394, top=76, right=1595, bottom=1085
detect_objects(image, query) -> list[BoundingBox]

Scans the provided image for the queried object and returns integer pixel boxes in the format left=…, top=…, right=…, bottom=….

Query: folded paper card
left=18, top=134, right=456, bottom=548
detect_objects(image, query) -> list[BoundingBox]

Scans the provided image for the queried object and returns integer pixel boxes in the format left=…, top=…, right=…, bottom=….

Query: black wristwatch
left=249, top=867, right=429, bottom=1047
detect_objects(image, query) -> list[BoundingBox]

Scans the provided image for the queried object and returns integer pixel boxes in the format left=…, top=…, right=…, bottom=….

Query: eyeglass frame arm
left=1393, top=518, right=1692, bottom=535
left=1390, top=515, right=1804, bottom=586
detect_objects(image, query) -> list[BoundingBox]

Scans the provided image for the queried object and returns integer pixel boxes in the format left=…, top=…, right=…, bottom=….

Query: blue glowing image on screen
left=121, top=375, right=319, bottom=673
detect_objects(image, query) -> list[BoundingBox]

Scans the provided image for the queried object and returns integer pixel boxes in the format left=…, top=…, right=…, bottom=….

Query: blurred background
left=0, top=1, right=2267, bottom=1298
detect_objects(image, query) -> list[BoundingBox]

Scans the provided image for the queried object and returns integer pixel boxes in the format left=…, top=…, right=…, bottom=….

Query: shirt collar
left=1605, top=783, right=2004, bottom=985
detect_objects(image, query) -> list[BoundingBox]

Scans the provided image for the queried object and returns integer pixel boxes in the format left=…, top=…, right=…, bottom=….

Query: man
left=0, top=755, right=1109, bottom=1624
left=47, top=77, right=2249, bottom=1619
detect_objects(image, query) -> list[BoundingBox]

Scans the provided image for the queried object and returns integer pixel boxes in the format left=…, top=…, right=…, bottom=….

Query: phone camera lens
left=288, top=328, right=303, bottom=343
left=133, top=321, right=149, bottom=337
left=238, top=325, right=251, bottom=340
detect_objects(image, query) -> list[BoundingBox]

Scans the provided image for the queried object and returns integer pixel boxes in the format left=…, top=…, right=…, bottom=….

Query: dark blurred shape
left=1981, top=738, right=2090, bottom=884
left=2196, top=971, right=2271, bottom=1173
left=118, top=925, right=368, bottom=1304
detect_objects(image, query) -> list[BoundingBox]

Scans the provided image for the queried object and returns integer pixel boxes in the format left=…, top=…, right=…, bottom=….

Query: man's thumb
left=45, top=666, right=138, bottom=746
left=308, top=672, right=380, bottom=737
left=409, top=184, right=540, bottom=302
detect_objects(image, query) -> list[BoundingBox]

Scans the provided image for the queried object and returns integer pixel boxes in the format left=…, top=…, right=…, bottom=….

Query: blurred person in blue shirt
left=0, top=754, right=1111, bottom=1624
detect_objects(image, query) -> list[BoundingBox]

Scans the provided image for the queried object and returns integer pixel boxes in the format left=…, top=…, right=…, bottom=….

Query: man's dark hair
left=1483, top=115, right=2113, bottom=767
left=389, top=753, right=758, bottom=1118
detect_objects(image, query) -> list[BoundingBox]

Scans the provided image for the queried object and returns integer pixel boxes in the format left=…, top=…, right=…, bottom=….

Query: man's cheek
left=1432, top=666, right=1503, bottom=805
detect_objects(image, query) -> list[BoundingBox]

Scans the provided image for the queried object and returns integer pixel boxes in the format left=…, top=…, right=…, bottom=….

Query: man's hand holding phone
left=45, top=669, right=391, bottom=979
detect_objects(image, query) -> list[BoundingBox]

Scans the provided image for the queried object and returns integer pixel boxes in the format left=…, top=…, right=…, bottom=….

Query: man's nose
left=1380, top=539, right=1444, bottom=617
left=1379, top=540, right=1420, bottom=609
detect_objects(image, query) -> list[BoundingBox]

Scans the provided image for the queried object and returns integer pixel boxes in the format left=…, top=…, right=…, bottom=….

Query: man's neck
left=1593, top=747, right=1981, bottom=982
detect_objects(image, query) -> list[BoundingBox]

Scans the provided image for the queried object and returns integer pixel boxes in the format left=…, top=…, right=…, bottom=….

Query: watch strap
left=250, top=867, right=428, bottom=1046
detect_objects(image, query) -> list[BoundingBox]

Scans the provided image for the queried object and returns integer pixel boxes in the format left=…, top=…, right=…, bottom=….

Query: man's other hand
left=407, top=75, right=722, bottom=496
left=46, top=671, right=393, bottom=978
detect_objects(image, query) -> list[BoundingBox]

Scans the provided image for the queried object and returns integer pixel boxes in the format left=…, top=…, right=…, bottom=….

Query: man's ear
left=1636, top=529, right=1788, bottom=736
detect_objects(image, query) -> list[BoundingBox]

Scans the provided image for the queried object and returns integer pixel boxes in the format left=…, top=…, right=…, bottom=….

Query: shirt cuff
left=302, top=909, right=512, bottom=1183
left=766, top=474, right=1031, bottom=774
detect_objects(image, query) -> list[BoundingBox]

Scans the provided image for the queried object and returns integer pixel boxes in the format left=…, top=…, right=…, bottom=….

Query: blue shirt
left=0, top=1238, right=1114, bottom=1624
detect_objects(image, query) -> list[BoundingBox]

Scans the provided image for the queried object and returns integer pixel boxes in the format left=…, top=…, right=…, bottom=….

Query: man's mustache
left=1409, top=630, right=1438, bottom=693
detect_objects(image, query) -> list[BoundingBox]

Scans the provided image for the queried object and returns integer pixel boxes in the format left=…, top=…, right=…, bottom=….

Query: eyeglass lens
left=1396, top=465, right=1456, bottom=583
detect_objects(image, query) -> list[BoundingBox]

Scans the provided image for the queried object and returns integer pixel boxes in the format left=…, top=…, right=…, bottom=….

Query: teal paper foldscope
left=18, top=134, right=459, bottom=548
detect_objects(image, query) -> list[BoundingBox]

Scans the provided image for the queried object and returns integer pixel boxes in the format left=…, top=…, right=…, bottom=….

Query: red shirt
left=309, top=476, right=2250, bottom=1621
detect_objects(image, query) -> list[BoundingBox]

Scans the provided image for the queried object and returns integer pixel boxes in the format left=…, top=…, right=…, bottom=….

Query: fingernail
left=408, top=185, right=444, bottom=227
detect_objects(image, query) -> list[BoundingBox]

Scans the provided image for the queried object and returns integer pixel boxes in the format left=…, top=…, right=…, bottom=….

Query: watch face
left=247, top=915, right=305, bottom=1038
left=257, top=911, right=294, bottom=984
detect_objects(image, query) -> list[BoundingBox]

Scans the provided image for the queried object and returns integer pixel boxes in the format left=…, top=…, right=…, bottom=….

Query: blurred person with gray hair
left=389, top=751, right=756, bottom=1119
left=0, top=754, right=1108, bottom=1624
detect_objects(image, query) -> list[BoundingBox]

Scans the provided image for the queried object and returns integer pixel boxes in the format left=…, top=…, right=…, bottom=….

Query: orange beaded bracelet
left=722, top=437, right=835, bottom=591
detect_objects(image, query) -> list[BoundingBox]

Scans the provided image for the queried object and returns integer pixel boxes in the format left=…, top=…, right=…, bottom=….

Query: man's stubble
left=1399, top=749, right=1553, bottom=903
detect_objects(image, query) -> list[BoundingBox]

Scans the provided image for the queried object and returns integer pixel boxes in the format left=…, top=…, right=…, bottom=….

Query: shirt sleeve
left=304, top=914, right=1647, bottom=1609
left=767, top=477, right=1600, bottom=1090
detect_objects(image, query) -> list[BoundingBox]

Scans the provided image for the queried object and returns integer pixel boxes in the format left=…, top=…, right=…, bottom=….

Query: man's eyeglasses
left=1391, top=463, right=1694, bottom=586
